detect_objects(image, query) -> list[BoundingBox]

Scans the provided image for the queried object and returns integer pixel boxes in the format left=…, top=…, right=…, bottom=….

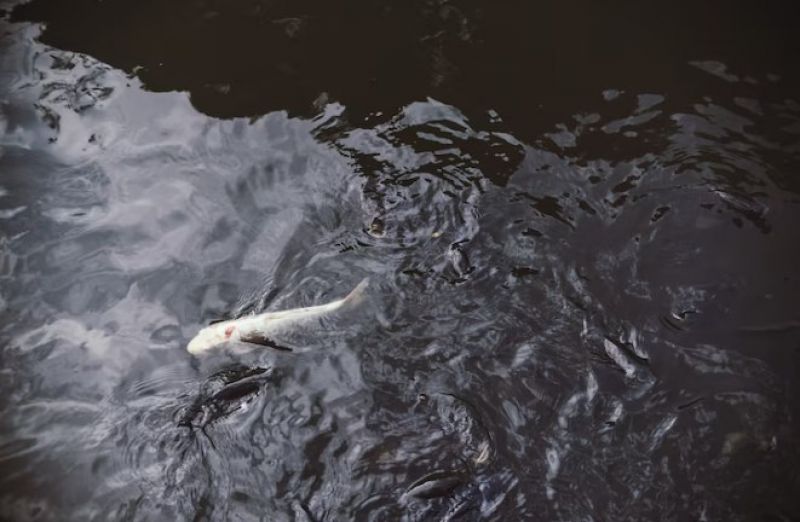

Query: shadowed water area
left=1, top=0, right=799, bottom=520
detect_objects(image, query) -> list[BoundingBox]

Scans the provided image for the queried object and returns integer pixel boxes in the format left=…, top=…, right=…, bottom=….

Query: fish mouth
left=186, top=337, right=209, bottom=355
left=186, top=326, right=221, bottom=354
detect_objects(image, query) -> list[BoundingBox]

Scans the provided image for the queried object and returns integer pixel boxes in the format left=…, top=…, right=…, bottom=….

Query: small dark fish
left=404, top=470, right=468, bottom=500
left=447, top=244, right=472, bottom=278
left=178, top=365, right=271, bottom=428
left=211, top=380, right=261, bottom=402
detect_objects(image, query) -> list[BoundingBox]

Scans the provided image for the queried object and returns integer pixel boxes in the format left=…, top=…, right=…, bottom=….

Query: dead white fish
left=187, top=278, right=369, bottom=355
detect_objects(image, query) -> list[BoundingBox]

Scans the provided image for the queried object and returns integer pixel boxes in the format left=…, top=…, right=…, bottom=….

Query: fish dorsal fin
left=240, top=333, right=294, bottom=352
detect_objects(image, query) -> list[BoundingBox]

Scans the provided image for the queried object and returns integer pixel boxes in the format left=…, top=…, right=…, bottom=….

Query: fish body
left=178, top=365, right=271, bottom=427
left=187, top=278, right=368, bottom=354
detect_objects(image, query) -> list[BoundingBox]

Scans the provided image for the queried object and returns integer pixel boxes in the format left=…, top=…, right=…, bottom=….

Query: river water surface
left=1, top=1, right=799, bottom=520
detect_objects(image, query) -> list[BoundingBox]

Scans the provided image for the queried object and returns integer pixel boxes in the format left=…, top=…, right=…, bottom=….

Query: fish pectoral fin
left=239, top=334, right=294, bottom=352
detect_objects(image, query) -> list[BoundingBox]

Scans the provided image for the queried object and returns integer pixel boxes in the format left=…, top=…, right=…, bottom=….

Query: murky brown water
left=1, top=1, right=799, bottom=520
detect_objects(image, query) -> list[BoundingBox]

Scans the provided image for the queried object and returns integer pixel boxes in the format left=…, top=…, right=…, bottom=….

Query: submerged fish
left=187, top=278, right=369, bottom=354
left=178, top=365, right=271, bottom=428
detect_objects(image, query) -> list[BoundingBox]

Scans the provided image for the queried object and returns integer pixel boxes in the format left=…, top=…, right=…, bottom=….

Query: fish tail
left=340, top=277, right=369, bottom=310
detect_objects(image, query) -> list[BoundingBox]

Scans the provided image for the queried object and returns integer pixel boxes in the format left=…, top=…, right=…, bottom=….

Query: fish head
left=187, top=324, right=229, bottom=355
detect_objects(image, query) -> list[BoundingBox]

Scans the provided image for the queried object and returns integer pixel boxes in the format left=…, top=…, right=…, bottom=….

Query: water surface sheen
left=1, top=1, right=799, bottom=520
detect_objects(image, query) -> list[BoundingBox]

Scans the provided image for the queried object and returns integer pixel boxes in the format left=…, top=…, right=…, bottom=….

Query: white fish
left=187, top=278, right=369, bottom=355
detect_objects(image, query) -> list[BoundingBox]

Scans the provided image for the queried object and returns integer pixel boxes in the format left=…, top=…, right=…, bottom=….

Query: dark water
left=1, top=1, right=799, bottom=520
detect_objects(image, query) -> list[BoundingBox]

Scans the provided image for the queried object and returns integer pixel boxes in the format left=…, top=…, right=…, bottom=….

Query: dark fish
left=178, top=365, right=270, bottom=428
left=404, top=470, right=469, bottom=500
